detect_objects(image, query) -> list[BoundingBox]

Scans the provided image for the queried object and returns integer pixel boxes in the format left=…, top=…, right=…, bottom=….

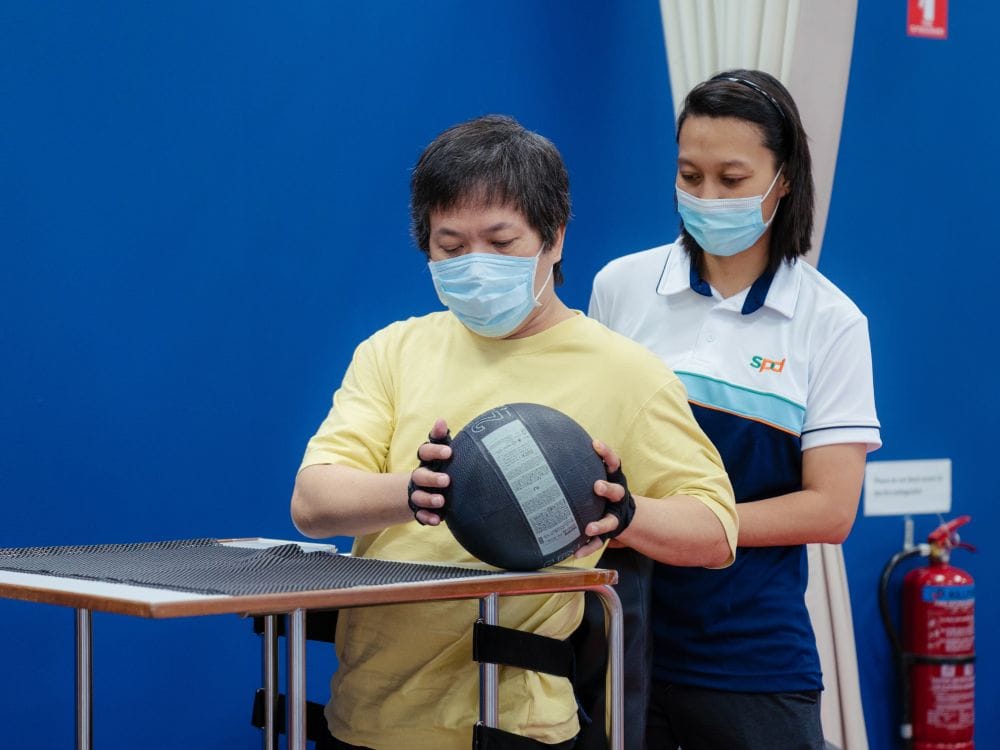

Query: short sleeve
left=623, top=377, right=739, bottom=563
left=801, top=316, right=881, bottom=452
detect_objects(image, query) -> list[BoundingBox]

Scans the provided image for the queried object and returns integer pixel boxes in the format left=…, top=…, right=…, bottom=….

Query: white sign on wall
left=863, top=459, right=952, bottom=516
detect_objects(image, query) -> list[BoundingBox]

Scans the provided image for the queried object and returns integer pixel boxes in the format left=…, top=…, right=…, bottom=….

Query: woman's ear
left=778, top=173, right=791, bottom=199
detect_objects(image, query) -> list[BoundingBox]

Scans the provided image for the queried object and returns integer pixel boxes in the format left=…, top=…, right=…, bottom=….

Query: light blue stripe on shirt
left=675, top=371, right=805, bottom=436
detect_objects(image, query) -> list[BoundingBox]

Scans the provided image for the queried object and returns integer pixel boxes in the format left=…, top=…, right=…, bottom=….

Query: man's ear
left=548, top=225, right=566, bottom=262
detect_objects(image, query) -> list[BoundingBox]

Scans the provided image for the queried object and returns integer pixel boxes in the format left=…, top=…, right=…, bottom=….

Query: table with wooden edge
left=0, top=538, right=623, bottom=750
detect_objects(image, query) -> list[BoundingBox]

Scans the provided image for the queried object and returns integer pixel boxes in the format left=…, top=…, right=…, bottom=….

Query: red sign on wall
left=908, top=0, right=948, bottom=39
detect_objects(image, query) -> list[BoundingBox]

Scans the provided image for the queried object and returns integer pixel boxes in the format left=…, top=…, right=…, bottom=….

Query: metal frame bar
left=593, top=584, right=624, bottom=750
left=66, top=575, right=618, bottom=750
left=75, top=608, right=92, bottom=750
left=478, top=593, right=500, bottom=728
left=286, top=608, right=307, bottom=750
left=262, top=615, right=279, bottom=750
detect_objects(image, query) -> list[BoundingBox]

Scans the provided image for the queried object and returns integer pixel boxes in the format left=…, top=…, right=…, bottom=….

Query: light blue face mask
left=429, top=247, right=552, bottom=338
left=676, top=167, right=784, bottom=257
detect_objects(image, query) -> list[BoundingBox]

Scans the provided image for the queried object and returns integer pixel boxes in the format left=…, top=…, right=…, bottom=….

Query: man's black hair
left=410, top=114, right=571, bottom=285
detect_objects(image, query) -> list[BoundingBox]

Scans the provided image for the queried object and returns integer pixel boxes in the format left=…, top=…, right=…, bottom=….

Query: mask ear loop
left=532, top=244, right=553, bottom=303
left=761, top=166, right=784, bottom=226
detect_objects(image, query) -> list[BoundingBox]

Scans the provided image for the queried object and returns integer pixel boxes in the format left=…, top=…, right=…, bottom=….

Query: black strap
left=473, top=621, right=575, bottom=679
left=252, top=609, right=340, bottom=642
left=473, top=723, right=576, bottom=750
left=903, top=651, right=976, bottom=666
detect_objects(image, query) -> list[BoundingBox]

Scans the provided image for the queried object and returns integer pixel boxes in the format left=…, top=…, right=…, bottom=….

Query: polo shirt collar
left=655, top=242, right=801, bottom=318
left=763, top=258, right=800, bottom=318
left=655, top=243, right=696, bottom=297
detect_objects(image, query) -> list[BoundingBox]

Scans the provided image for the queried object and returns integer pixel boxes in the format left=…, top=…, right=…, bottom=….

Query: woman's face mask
left=429, top=247, right=552, bottom=338
left=676, top=167, right=784, bottom=257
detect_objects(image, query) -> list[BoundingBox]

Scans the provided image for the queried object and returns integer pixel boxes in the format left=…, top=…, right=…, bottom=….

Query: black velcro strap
left=408, top=430, right=453, bottom=524
left=599, top=466, right=636, bottom=541
left=473, top=621, right=574, bottom=679
left=473, top=723, right=576, bottom=750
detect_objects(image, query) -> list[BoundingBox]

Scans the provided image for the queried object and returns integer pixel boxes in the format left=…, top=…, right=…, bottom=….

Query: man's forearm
left=618, top=494, right=733, bottom=568
left=291, top=464, right=412, bottom=538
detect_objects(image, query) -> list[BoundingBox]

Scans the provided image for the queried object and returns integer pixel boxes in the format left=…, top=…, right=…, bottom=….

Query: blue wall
left=1, top=2, right=676, bottom=747
left=833, top=3, right=999, bottom=748
left=0, top=2, right=995, bottom=748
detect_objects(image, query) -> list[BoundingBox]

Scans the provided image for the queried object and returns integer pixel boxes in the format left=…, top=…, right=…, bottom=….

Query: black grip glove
left=600, top=465, right=636, bottom=541
left=407, top=430, right=452, bottom=525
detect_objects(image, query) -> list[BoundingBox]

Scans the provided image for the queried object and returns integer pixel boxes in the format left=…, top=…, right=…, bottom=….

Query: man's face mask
left=676, top=167, right=784, bottom=257
left=429, top=247, right=551, bottom=338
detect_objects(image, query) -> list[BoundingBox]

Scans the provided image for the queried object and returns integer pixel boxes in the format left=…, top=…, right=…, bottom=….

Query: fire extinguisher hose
left=879, top=546, right=926, bottom=747
left=879, top=547, right=925, bottom=658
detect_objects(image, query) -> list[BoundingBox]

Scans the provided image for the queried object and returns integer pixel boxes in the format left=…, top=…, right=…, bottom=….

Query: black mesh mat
left=0, top=538, right=497, bottom=596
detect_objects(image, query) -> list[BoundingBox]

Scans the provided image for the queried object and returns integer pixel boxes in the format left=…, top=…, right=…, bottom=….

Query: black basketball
left=444, top=403, right=607, bottom=570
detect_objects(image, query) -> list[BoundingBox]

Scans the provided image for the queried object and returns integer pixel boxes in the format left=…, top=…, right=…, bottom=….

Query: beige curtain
left=659, top=2, right=867, bottom=747
left=659, top=0, right=856, bottom=266
left=659, top=0, right=800, bottom=117
left=805, top=544, right=869, bottom=750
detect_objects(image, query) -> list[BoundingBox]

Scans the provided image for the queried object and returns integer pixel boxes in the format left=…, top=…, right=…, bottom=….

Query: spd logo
left=750, top=355, right=785, bottom=373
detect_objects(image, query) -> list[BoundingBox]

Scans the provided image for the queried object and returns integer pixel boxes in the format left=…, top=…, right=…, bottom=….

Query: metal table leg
left=287, top=608, right=307, bottom=750
left=478, top=593, right=499, bottom=728
left=76, top=608, right=92, bottom=750
left=262, top=615, right=278, bottom=750
left=594, top=585, right=624, bottom=750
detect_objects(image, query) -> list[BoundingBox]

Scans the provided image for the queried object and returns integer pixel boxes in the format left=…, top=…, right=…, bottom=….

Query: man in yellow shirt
left=291, top=114, right=737, bottom=750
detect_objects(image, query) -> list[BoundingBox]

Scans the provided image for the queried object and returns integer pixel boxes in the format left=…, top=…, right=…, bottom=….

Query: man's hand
left=407, top=418, right=452, bottom=526
left=575, top=439, right=637, bottom=558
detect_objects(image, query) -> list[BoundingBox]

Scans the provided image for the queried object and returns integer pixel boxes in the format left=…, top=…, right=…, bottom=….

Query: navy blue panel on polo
left=650, top=404, right=821, bottom=692
left=688, top=263, right=777, bottom=315
left=653, top=260, right=821, bottom=693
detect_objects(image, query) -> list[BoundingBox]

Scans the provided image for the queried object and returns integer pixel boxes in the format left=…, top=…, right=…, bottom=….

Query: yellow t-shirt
left=300, top=311, right=735, bottom=750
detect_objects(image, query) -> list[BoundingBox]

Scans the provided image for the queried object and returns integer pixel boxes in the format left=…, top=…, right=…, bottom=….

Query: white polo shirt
left=590, top=241, right=881, bottom=454
left=589, top=240, right=881, bottom=692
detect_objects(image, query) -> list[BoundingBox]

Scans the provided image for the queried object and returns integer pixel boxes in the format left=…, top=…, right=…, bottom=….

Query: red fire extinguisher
left=880, top=515, right=976, bottom=749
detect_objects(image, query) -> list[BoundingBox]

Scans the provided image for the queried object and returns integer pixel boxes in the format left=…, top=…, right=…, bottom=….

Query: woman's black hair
left=410, top=115, right=570, bottom=285
left=676, top=69, right=815, bottom=273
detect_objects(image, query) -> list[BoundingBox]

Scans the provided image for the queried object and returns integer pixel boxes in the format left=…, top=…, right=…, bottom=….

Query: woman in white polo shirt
left=590, top=69, right=881, bottom=750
